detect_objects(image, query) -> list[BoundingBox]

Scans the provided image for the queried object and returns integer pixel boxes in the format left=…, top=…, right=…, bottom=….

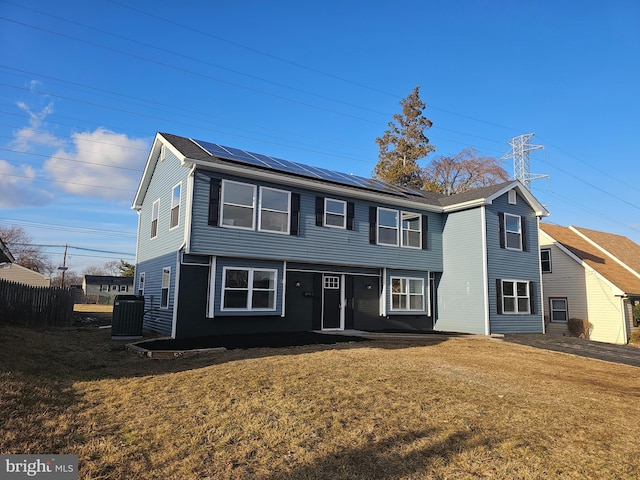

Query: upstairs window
left=541, top=248, right=552, bottom=273
left=170, top=183, right=181, bottom=229
left=151, top=199, right=159, bottom=239
left=504, top=213, right=522, bottom=250
left=401, top=212, right=422, bottom=249
left=377, top=208, right=399, bottom=246
left=324, top=199, right=347, bottom=228
left=221, top=180, right=256, bottom=230
left=259, top=187, right=290, bottom=234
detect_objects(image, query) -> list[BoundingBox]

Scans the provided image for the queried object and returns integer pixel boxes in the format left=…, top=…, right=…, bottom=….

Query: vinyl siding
left=584, top=270, right=627, bottom=344
left=135, top=251, right=178, bottom=336
left=436, top=207, right=487, bottom=334
left=189, top=170, right=443, bottom=272
left=135, top=147, right=190, bottom=264
left=486, top=191, right=543, bottom=333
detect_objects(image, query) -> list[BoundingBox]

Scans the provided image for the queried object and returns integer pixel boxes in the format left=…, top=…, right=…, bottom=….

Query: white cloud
left=43, top=128, right=150, bottom=201
left=11, top=101, right=65, bottom=152
left=0, top=159, right=54, bottom=207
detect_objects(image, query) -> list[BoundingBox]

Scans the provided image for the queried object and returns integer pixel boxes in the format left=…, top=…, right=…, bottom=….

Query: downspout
left=480, top=205, right=490, bottom=335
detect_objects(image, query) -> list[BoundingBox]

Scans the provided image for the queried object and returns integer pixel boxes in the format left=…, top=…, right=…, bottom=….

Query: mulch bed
left=135, top=331, right=368, bottom=351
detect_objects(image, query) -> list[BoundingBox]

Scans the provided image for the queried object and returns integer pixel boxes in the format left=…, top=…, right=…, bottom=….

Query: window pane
left=225, top=183, right=254, bottom=206
left=325, top=213, right=345, bottom=227
left=516, top=282, right=528, bottom=296
left=551, top=299, right=566, bottom=310
left=517, top=298, right=529, bottom=312
left=224, top=290, right=248, bottom=309
left=379, top=209, right=397, bottom=227
left=392, top=294, right=406, bottom=309
left=409, top=294, right=423, bottom=310
left=252, top=291, right=274, bottom=309
left=402, top=213, right=420, bottom=230
left=506, top=232, right=521, bottom=249
left=403, top=230, right=421, bottom=248
left=391, top=278, right=404, bottom=293
left=506, top=215, right=520, bottom=231
left=225, top=270, right=248, bottom=288
left=170, top=206, right=179, bottom=228
left=172, top=185, right=181, bottom=207
left=502, top=281, right=514, bottom=296
left=261, top=211, right=288, bottom=232
left=379, top=227, right=397, bottom=245
left=261, top=188, right=288, bottom=211
left=253, top=271, right=275, bottom=289
left=222, top=205, right=254, bottom=228
left=326, top=199, right=345, bottom=215
left=504, top=298, right=515, bottom=312
left=409, top=279, right=422, bottom=294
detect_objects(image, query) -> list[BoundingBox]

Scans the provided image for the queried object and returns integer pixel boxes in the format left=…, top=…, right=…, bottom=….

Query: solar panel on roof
left=191, top=138, right=424, bottom=199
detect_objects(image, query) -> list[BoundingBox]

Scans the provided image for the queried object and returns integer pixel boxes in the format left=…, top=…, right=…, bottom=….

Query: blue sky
left=1, top=0, right=639, bottom=274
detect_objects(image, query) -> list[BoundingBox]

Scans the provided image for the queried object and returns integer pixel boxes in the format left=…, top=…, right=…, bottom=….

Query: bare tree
left=0, top=225, right=50, bottom=273
left=423, top=148, right=510, bottom=195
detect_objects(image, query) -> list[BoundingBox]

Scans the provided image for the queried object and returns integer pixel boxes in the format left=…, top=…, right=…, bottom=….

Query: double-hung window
left=390, top=277, right=424, bottom=311
left=151, top=199, right=159, bottom=239
left=541, top=248, right=552, bottom=273
left=259, top=187, right=290, bottom=234
left=170, top=183, right=181, bottom=229
left=222, top=267, right=277, bottom=311
left=501, top=280, right=530, bottom=314
left=378, top=208, right=399, bottom=246
left=161, top=267, right=171, bottom=309
left=221, top=180, right=256, bottom=229
left=137, top=272, right=145, bottom=296
left=550, top=298, right=568, bottom=322
left=401, top=212, right=421, bottom=248
left=504, top=213, right=522, bottom=250
left=324, top=198, right=346, bottom=228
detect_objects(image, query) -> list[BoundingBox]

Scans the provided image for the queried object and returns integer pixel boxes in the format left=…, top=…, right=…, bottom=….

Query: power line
left=0, top=218, right=137, bottom=237
left=10, top=242, right=135, bottom=257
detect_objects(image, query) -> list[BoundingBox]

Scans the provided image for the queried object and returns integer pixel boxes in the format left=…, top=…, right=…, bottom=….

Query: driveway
left=503, top=334, right=640, bottom=367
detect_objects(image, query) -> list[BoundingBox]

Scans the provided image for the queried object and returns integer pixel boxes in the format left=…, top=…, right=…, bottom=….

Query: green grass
left=1, top=322, right=639, bottom=479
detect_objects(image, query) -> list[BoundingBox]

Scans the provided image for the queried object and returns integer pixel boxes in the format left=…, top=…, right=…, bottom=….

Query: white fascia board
left=570, top=226, right=640, bottom=281
left=542, top=230, right=626, bottom=297
left=188, top=158, right=443, bottom=212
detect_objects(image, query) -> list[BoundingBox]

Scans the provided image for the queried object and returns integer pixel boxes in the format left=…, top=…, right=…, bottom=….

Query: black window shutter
left=208, top=178, right=221, bottom=226
left=290, top=193, right=301, bottom=236
left=521, top=215, right=528, bottom=251
left=498, top=212, right=505, bottom=249
left=496, top=279, right=503, bottom=314
left=369, top=207, right=377, bottom=244
left=529, top=281, right=536, bottom=314
left=315, top=197, right=324, bottom=226
left=346, top=202, right=355, bottom=230
left=421, top=215, right=429, bottom=250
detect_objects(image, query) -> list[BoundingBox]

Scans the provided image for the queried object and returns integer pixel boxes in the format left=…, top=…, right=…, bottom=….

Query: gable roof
left=133, top=132, right=548, bottom=217
left=540, top=223, right=640, bottom=295
left=0, top=238, right=14, bottom=264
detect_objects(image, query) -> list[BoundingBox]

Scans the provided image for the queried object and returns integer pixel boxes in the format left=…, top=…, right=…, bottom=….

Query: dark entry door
left=322, top=275, right=342, bottom=329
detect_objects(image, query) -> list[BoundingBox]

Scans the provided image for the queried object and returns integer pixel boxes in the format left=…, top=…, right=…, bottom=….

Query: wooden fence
left=0, top=278, right=74, bottom=327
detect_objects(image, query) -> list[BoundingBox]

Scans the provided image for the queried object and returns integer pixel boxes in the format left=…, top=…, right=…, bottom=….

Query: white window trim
left=377, top=207, right=399, bottom=246
left=501, top=279, right=530, bottom=314
left=550, top=297, right=568, bottom=323
left=541, top=248, right=552, bottom=273
left=258, top=186, right=291, bottom=235
left=221, top=267, right=278, bottom=312
left=390, top=276, right=425, bottom=312
left=170, top=182, right=181, bottom=230
left=161, top=267, right=171, bottom=309
left=221, top=180, right=256, bottom=231
left=504, top=213, right=522, bottom=251
left=324, top=198, right=347, bottom=229
left=138, top=272, right=145, bottom=296
left=151, top=199, right=160, bottom=239
left=400, top=211, right=422, bottom=249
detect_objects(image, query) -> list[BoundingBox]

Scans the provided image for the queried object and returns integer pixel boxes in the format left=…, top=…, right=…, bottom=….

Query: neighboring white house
left=82, top=275, right=134, bottom=299
left=0, top=238, right=51, bottom=288
left=539, top=223, right=640, bottom=344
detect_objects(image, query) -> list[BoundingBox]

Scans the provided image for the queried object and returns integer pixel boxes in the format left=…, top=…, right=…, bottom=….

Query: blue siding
left=189, top=170, right=443, bottom=273
left=486, top=191, right=543, bottom=333
left=135, top=148, right=190, bottom=264
left=136, top=251, right=178, bottom=336
left=436, top=208, right=487, bottom=334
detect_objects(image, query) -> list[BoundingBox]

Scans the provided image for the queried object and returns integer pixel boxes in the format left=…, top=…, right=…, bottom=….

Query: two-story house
left=132, top=133, right=548, bottom=339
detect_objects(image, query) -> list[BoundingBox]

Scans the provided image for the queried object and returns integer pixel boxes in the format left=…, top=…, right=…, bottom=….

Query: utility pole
left=59, top=244, right=68, bottom=288
left=501, top=133, right=548, bottom=190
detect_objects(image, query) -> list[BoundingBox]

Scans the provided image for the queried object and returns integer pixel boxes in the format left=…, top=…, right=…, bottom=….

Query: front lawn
left=1, top=324, right=638, bottom=479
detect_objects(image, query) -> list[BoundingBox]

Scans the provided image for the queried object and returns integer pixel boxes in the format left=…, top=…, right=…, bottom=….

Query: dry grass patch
left=74, top=303, right=113, bottom=314
left=1, top=325, right=639, bottom=479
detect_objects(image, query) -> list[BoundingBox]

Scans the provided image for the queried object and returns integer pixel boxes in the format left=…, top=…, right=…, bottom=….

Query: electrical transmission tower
left=501, top=133, right=548, bottom=190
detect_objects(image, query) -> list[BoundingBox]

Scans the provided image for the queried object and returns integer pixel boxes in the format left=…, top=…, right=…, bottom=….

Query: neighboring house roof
left=0, top=238, right=15, bottom=264
left=540, top=223, right=640, bottom=296
left=83, top=275, right=134, bottom=286
left=0, top=263, right=50, bottom=287
left=132, top=132, right=549, bottom=217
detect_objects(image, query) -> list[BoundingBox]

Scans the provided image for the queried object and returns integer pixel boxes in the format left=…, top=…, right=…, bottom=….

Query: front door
left=322, top=275, right=343, bottom=329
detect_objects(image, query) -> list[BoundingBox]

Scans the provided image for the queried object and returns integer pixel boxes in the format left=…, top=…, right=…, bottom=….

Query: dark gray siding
left=136, top=251, right=178, bottom=336
left=436, top=207, right=487, bottom=334
left=486, top=191, right=543, bottom=333
left=189, top=170, right=443, bottom=272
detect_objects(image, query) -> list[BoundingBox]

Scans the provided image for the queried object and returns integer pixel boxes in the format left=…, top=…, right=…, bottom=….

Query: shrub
left=567, top=318, right=592, bottom=339
left=630, top=328, right=640, bottom=346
